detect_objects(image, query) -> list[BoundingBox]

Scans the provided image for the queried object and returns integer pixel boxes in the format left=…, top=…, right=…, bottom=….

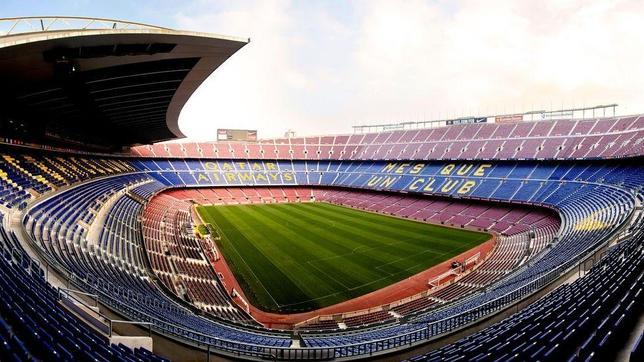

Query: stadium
left=0, top=14, right=642, bottom=362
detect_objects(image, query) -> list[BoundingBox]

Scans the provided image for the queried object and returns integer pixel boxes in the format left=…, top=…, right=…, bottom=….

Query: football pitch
left=196, top=202, right=490, bottom=313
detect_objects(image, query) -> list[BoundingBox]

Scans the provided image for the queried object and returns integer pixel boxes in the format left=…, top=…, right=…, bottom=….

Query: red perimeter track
left=194, top=205, right=496, bottom=329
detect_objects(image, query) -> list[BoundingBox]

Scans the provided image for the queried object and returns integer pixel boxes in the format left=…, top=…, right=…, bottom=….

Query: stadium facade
left=0, top=17, right=641, bottom=362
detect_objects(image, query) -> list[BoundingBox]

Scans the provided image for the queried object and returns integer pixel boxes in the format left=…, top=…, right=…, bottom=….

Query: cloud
left=174, top=0, right=644, bottom=140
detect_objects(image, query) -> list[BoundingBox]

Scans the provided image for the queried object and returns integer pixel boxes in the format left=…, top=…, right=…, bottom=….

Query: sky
left=2, top=0, right=644, bottom=140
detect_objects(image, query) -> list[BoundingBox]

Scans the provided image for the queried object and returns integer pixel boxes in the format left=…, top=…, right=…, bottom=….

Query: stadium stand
left=0, top=130, right=637, bottom=360
left=405, top=228, right=643, bottom=362
left=22, top=174, right=292, bottom=352
left=0, top=16, right=641, bottom=361
left=131, top=115, right=644, bottom=161
left=142, top=193, right=254, bottom=323
left=0, top=212, right=167, bottom=361
left=2, top=148, right=634, bottom=357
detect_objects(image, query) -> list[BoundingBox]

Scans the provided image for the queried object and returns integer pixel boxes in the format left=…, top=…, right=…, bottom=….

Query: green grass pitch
left=197, top=202, right=490, bottom=313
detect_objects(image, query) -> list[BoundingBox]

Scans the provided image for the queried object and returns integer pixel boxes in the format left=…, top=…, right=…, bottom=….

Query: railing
left=352, top=104, right=619, bottom=134
left=58, top=287, right=99, bottom=309
left=0, top=16, right=169, bottom=37
left=108, top=320, right=153, bottom=338
left=58, top=286, right=153, bottom=338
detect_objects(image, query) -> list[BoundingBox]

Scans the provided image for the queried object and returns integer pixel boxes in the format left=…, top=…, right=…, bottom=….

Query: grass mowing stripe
left=257, top=205, right=395, bottom=288
left=311, top=202, right=436, bottom=233
left=201, top=206, right=308, bottom=309
left=266, top=204, right=417, bottom=260
left=270, top=205, right=442, bottom=288
left=215, top=204, right=378, bottom=308
left=316, top=203, right=491, bottom=251
left=243, top=205, right=380, bottom=310
left=216, top=206, right=326, bottom=306
left=256, top=205, right=378, bottom=267
left=231, top=205, right=352, bottom=300
left=309, top=202, right=484, bottom=245
left=199, top=206, right=285, bottom=308
left=197, top=202, right=490, bottom=313
left=291, top=203, right=459, bottom=253
left=296, top=202, right=452, bottom=243
left=288, top=202, right=431, bottom=246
